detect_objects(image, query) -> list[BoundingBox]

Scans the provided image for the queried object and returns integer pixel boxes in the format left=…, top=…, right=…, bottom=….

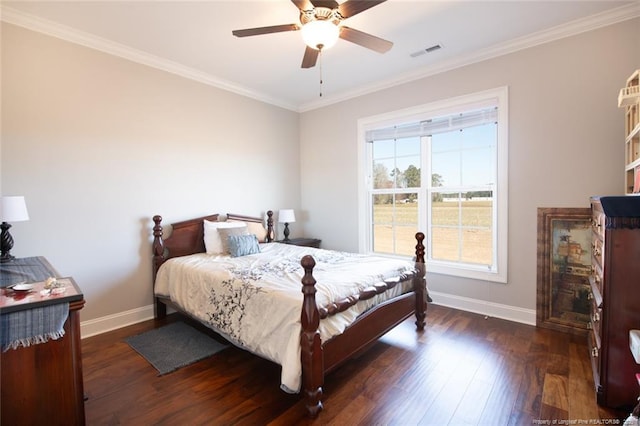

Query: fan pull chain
left=319, top=47, right=323, bottom=97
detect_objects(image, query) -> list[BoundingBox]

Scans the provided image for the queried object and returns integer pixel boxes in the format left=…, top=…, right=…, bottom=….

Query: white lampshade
left=301, top=20, right=339, bottom=50
left=0, top=196, right=29, bottom=222
left=278, top=209, right=296, bottom=224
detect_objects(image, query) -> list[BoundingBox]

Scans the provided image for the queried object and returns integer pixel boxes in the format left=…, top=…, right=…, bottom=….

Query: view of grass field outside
left=372, top=200, right=493, bottom=265
left=370, top=120, right=496, bottom=266
left=430, top=199, right=493, bottom=265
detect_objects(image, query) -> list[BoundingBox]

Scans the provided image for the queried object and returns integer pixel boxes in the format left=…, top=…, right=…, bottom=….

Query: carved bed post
left=414, top=232, right=427, bottom=330
left=300, top=255, right=323, bottom=418
left=152, top=215, right=167, bottom=319
left=266, top=210, right=275, bottom=242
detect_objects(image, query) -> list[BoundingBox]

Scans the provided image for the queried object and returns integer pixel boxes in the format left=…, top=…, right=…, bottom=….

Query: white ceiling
left=2, top=1, right=639, bottom=111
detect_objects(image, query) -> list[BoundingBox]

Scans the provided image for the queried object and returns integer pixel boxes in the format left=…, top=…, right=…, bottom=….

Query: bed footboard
left=414, top=231, right=427, bottom=330
left=300, top=255, right=323, bottom=417
left=300, top=232, right=427, bottom=418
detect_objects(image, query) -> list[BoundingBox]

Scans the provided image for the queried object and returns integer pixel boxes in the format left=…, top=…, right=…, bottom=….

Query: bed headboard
left=152, top=211, right=274, bottom=274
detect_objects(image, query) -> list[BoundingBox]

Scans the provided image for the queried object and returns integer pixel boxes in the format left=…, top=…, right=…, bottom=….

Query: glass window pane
left=462, top=123, right=496, bottom=149
left=373, top=139, right=395, bottom=160
left=461, top=146, right=494, bottom=186
left=460, top=124, right=496, bottom=186
left=431, top=227, right=459, bottom=262
left=396, top=136, right=420, bottom=157
left=431, top=198, right=460, bottom=226
left=394, top=194, right=418, bottom=224
left=395, top=156, right=421, bottom=188
left=372, top=195, right=393, bottom=223
left=461, top=228, right=493, bottom=265
left=431, top=132, right=461, bottom=186
left=373, top=224, right=393, bottom=254
left=460, top=199, right=493, bottom=228
left=404, top=162, right=421, bottom=188
left=396, top=225, right=419, bottom=256
left=372, top=194, right=419, bottom=256
left=373, top=159, right=394, bottom=189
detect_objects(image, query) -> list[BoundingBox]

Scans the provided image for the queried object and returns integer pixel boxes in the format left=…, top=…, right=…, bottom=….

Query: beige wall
left=299, top=18, right=640, bottom=320
left=2, top=17, right=639, bottom=332
left=1, top=23, right=300, bottom=327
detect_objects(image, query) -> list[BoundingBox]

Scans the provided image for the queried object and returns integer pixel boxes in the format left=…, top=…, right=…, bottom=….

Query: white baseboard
left=80, top=294, right=535, bottom=339
left=429, top=291, right=536, bottom=326
left=80, top=304, right=155, bottom=338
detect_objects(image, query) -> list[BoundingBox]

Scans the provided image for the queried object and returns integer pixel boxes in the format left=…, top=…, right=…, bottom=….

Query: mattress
left=154, top=242, right=416, bottom=392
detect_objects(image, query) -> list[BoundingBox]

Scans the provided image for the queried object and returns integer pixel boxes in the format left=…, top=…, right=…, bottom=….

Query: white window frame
left=357, top=87, right=509, bottom=283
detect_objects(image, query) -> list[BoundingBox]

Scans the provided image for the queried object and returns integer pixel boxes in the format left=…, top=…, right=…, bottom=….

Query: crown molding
left=0, top=5, right=298, bottom=112
left=1, top=3, right=638, bottom=113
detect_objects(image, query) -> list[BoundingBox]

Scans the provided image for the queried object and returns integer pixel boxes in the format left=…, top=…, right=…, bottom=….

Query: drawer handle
left=587, top=321, right=593, bottom=330
left=587, top=292, right=593, bottom=300
left=592, top=312, right=600, bottom=323
left=592, top=347, right=599, bottom=358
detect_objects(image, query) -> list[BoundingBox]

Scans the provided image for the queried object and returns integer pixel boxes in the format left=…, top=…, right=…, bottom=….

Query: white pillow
left=203, top=220, right=246, bottom=254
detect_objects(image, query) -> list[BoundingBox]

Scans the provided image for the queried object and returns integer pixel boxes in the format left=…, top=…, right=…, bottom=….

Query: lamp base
left=283, top=223, right=291, bottom=242
left=0, top=222, right=15, bottom=261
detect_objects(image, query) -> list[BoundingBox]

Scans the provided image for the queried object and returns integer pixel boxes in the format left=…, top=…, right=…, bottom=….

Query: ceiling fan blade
left=338, top=0, right=387, bottom=18
left=232, top=24, right=299, bottom=38
left=339, top=26, right=393, bottom=53
left=301, top=46, right=319, bottom=68
left=291, top=0, right=314, bottom=11
left=310, top=0, right=339, bottom=9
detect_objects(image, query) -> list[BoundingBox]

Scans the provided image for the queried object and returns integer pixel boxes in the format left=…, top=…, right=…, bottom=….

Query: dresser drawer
left=590, top=261, right=603, bottom=297
left=588, top=329, right=603, bottom=403
left=589, top=303, right=602, bottom=349
left=591, top=234, right=604, bottom=271
left=591, top=205, right=605, bottom=239
left=588, top=329, right=600, bottom=371
left=589, top=267, right=603, bottom=309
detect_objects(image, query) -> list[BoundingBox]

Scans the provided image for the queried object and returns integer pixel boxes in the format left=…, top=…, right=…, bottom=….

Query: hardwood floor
left=81, top=304, right=631, bottom=425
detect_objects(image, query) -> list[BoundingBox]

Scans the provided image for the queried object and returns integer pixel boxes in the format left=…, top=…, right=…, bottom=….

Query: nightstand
left=1, top=257, right=85, bottom=425
left=278, top=238, right=321, bottom=248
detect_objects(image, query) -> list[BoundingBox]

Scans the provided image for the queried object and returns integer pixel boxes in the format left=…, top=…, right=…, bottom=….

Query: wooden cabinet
left=589, top=196, right=640, bottom=408
left=278, top=238, right=322, bottom=248
left=619, top=70, right=640, bottom=194
left=0, top=257, right=85, bottom=425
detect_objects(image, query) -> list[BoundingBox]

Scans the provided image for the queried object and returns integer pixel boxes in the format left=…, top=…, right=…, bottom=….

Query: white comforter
left=154, top=243, right=416, bottom=393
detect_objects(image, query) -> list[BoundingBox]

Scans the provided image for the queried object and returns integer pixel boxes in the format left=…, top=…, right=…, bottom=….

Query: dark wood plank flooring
left=81, top=305, right=631, bottom=425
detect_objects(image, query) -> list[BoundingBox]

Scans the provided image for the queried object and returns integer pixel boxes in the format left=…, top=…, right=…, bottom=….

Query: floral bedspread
left=154, top=242, right=416, bottom=393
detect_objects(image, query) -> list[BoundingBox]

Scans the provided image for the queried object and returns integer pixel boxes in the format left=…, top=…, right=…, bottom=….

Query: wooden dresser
left=0, top=257, right=85, bottom=425
left=589, top=196, right=640, bottom=408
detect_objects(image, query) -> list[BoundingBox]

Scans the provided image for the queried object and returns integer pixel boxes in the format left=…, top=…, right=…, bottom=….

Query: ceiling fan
left=232, top=0, right=393, bottom=69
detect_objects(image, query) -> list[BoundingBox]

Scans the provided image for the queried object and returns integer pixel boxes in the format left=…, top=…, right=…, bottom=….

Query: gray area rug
left=125, top=321, right=229, bottom=375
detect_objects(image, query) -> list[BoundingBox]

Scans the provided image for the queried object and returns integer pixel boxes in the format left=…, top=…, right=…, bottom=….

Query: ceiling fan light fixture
left=301, top=20, right=339, bottom=50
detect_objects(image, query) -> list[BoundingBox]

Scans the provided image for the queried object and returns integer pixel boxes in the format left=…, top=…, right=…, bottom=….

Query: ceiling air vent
left=410, top=44, right=443, bottom=58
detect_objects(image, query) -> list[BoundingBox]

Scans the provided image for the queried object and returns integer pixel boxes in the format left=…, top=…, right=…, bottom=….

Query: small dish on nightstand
left=11, top=283, right=34, bottom=292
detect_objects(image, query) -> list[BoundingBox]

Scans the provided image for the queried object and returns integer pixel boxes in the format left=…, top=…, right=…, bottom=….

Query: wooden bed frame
left=151, top=210, right=428, bottom=418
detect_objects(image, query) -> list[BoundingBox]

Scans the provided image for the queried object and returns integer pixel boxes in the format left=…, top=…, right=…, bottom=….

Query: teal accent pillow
left=228, top=234, right=260, bottom=257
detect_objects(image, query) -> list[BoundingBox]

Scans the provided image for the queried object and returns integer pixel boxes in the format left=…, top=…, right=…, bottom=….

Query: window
left=358, top=87, right=508, bottom=283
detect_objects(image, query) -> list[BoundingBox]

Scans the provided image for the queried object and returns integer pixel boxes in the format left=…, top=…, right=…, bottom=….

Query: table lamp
left=1, top=196, right=29, bottom=261
left=278, top=209, right=296, bottom=242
